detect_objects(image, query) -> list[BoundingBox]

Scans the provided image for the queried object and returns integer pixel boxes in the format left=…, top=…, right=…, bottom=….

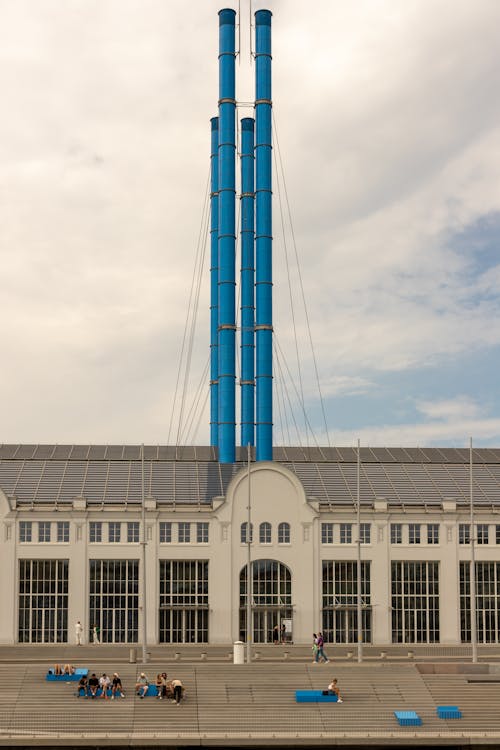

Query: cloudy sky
left=1, top=0, right=500, bottom=449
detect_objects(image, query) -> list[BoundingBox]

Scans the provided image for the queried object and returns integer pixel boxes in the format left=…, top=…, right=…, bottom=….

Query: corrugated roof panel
left=14, top=461, right=44, bottom=501
left=151, top=462, right=174, bottom=503
left=104, top=462, right=130, bottom=502
left=12, top=445, right=37, bottom=460
left=105, top=446, right=124, bottom=460
left=0, top=445, right=20, bottom=460
left=0, top=460, right=23, bottom=496
left=35, top=461, right=67, bottom=501
left=69, top=446, right=91, bottom=460
left=82, top=462, right=107, bottom=502
left=59, top=461, right=87, bottom=501
left=362, top=464, right=399, bottom=501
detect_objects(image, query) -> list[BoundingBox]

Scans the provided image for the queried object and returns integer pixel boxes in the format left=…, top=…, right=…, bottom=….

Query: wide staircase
left=1, top=654, right=500, bottom=746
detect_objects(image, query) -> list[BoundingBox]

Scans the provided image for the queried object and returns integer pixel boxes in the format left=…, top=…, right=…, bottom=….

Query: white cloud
left=1, top=0, right=500, bottom=445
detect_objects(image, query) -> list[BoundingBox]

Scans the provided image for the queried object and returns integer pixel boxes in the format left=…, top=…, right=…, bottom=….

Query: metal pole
left=141, top=443, right=148, bottom=664
left=470, top=437, right=477, bottom=663
left=357, top=439, right=363, bottom=663
left=246, top=444, right=252, bottom=663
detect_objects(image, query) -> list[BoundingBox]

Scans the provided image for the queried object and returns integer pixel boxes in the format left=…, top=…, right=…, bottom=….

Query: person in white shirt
left=75, top=620, right=83, bottom=645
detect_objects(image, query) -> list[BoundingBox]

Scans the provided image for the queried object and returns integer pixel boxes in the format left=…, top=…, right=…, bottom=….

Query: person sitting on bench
left=327, top=678, right=343, bottom=703
left=88, top=673, right=99, bottom=698
left=63, top=664, right=75, bottom=675
left=111, top=673, right=125, bottom=699
left=135, top=672, right=149, bottom=698
left=53, top=664, right=63, bottom=675
left=78, top=674, right=88, bottom=696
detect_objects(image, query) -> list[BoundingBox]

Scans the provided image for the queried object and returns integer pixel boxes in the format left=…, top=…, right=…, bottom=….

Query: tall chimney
left=209, top=116, right=219, bottom=447
left=240, top=117, right=255, bottom=448
left=254, top=9, right=273, bottom=461
left=217, top=9, right=237, bottom=463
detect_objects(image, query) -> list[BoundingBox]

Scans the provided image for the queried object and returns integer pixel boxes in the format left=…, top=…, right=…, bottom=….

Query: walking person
left=75, top=619, right=83, bottom=645
left=315, top=632, right=329, bottom=663
left=93, top=624, right=100, bottom=644
left=312, top=633, right=319, bottom=663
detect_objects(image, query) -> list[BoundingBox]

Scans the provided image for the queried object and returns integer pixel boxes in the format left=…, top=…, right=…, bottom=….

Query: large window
left=477, top=525, right=489, bottom=545
left=459, top=524, right=470, bottom=545
left=159, top=560, right=208, bottom=643
left=427, top=524, right=439, bottom=545
left=38, top=522, right=51, bottom=543
left=241, top=522, right=253, bottom=544
left=160, top=522, right=172, bottom=543
left=19, top=521, right=32, bottom=543
left=196, top=522, right=209, bottom=543
left=18, top=559, right=68, bottom=643
left=391, top=561, right=439, bottom=643
left=57, top=522, right=69, bottom=543
left=89, top=560, right=138, bottom=643
left=259, top=522, right=271, bottom=544
left=321, top=523, right=333, bottom=544
left=340, top=524, right=352, bottom=544
left=360, top=523, right=371, bottom=544
left=321, top=561, right=371, bottom=644
left=408, top=524, right=421, bottom=544
left=108, top=522, right=121, bottom=543
left=278, top=522, right=290, bottom=544
left=391, top=524, right=402, bottom=544
left=127, top=522, right=140, bottom=543
left=89, top=522, right=102, bottom=543
left=239, top=560, right=292, bottom=644
left=460, top=562, right=500, bottom=643
left=178, top=523, right=191, bottom=543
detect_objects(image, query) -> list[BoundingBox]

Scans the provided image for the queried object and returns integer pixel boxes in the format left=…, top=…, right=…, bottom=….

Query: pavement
left=1, top=645, right=500, bottom=747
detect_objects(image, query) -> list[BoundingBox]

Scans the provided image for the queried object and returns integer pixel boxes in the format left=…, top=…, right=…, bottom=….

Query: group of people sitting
left=135, top=672, right=185, bottom=704
left=76, top=670, right=184, bottom=703
left=78, top=672, right=124, bottom=699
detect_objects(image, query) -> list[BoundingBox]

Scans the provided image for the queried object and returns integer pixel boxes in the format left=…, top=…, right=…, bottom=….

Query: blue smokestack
left=218, top=8, right=236, bottom=463
left=255, top=9, right=273, bottom=461
left=240, top=117, right=255, bottom=448
left=210, top=116, right=219, bottom=447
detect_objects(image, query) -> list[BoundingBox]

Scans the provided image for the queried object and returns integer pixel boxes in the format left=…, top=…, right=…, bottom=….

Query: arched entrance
left=239, top=560, right=293, bottom=644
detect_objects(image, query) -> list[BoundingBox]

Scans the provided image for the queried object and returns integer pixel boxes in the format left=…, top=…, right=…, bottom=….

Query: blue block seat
left=295, top=690, right=338, bottom=703
left=135, top=685, right=159, bottom=697
left=394, top=711, right=422, bottom=726
left=46, top=668, right=88, bottom=682
left=78, top=687, right=116, bottom=698
left=437, top=705, right=462, bottom=719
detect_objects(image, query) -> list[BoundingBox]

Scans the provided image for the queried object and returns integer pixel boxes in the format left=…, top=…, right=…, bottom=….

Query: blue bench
left=137, top=685, right=159, bottom=697
left=394, top=711, right=422, bottom=726
left=437, top=705, right=462, bottom=719
left=46, top=668, right=88, bottom=682
left=295, top=690, right=338, bottom=703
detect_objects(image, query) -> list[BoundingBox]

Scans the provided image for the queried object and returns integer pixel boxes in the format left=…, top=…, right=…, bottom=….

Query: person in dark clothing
left=88, top=673, right=99, bottom=698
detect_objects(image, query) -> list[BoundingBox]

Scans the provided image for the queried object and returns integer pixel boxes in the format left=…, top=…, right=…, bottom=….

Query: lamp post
left=470, top=437, right=477, bottom=663
left=356, top=439, right=363, bottom=663
left=246, top=444, right=252, bottom=664
left=141, top=443, right=148, bottom=664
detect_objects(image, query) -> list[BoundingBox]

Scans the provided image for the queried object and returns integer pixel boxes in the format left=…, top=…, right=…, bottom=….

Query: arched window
left=241, top=522, right=253, bottom=544
left=259, top=522, right=272, bottom=544
left=278, top=522, right=290, bottom=544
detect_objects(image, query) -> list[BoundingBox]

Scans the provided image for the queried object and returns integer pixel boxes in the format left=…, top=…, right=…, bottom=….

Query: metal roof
left=0, top=444, right=499, bottom=507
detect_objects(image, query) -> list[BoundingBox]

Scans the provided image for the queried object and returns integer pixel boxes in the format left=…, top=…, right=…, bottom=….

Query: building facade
left=1, top=444, right=500, bottom=646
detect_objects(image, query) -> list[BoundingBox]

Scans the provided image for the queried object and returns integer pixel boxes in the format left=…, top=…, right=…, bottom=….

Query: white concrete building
left=1, top=443, right=499, bottom=647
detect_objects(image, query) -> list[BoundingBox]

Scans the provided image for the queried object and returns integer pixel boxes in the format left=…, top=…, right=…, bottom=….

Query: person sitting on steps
left=327, top=678, right=343, bottom=703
